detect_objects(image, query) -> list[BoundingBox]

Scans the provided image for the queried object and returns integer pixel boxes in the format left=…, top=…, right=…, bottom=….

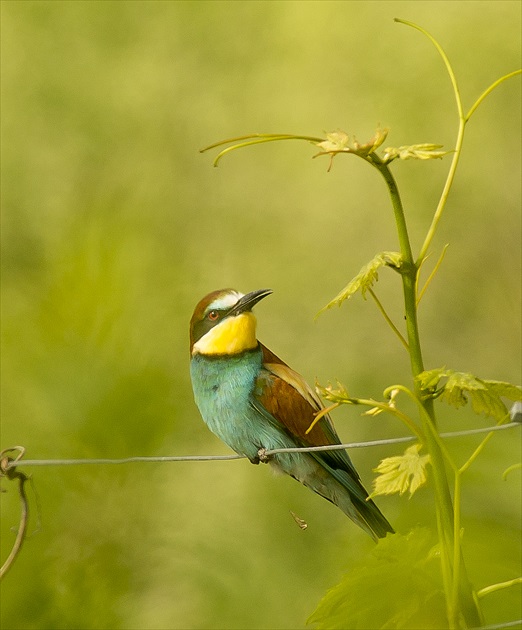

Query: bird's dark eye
left=207, top=310, right=219, bottom=321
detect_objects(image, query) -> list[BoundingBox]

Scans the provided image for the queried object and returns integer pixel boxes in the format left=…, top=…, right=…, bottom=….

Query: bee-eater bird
left=189, top=288, right=394, bottom=540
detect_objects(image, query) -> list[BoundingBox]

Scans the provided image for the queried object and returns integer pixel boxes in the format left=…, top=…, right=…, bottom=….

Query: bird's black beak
left=228, top=289, right=272, bottom=316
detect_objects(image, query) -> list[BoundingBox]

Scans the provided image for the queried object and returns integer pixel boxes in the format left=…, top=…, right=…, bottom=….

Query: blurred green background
left=1, top=1, right=520, bottom=629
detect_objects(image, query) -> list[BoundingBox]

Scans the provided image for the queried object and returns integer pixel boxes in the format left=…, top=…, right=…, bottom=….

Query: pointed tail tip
left=370, top=517, right=395, bottom=541
left=375, top=523, right=395, bottom=541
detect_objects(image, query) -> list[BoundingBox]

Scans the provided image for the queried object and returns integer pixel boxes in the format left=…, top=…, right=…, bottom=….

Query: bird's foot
left=255, top=447, right=271, bottom=464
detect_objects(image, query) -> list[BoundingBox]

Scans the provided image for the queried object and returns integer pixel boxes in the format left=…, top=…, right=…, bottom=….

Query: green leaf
left=315, top=381, right=353, bottom=405
left=308, top=528, right=447, bottom=629
left=416, top=368, right=522, bottom=422
left=315, top=130, right=352, bottom=153
left=319, top=251, right=402, bottom=313
left=382, top=143, right=451, bottom=163
left=416, top=367, right=447, bottom=391
left=315, top=127, right=389, bottom=158
left=370, top=444, right=431, bottom=498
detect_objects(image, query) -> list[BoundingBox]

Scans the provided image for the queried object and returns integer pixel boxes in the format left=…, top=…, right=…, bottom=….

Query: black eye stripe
left=192, top=308, right=228, bottom=344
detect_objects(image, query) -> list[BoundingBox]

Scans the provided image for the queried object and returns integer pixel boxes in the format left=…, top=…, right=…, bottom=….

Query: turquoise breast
left=190, top=349, right=295, bottom=462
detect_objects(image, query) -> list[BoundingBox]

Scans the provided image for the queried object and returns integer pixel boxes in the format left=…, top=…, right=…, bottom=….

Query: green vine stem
left=476, top=577, right=522, bottom=600
left=201, top=133, right=324, bottom=167
left=394, top=19, right=465, bottom=266
left=394, top=20, right=522, bottom=267
left=417, top=244, right=449, bottom=305
left=368, top=288, right=409, bottom=351
left=466, top=70, right=522, bottom=121
left=369, top=153, right=481, bottom=628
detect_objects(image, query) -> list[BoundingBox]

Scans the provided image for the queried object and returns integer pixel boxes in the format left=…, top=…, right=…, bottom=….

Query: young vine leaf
left=416, top=368, right=522, bottom=422
left=318, top=251, right=403, bottom=314
left=370, top=443, right=431, bottom=498
left=382, top=143, right=452, bottom=163
left=314, top=127, right=389, bottom=158
left=315, top=381, right=354, bottom=405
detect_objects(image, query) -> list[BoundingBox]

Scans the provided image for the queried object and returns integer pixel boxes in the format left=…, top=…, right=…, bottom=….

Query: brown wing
left=257, top=344, right=337, bottom=447
left=257, top=345, right=364, bottom=483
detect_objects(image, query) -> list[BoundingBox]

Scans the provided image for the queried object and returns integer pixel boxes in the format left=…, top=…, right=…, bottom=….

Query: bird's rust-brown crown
left=190, top=288, right=270, bottom=356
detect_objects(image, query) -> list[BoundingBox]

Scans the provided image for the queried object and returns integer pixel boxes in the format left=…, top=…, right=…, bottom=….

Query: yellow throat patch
left=192, top=312, right=258, bottom=355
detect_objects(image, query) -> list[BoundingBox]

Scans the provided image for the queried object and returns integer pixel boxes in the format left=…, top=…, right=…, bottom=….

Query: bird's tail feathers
left=311, top=458, right=394, bottom=540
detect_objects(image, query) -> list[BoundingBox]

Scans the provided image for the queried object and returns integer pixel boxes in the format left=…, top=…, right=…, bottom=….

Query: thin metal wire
left=268, top=422, right=520, bottom=455
left=2, top=422, right=519, bottom=469
left=5, top=454, right=245, bottom=467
